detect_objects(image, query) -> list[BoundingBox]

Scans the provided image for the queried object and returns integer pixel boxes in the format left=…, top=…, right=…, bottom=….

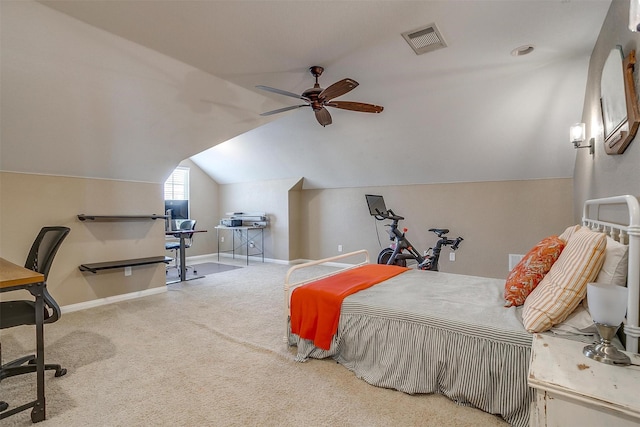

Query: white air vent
left=402, top=23, right=447, bottom=55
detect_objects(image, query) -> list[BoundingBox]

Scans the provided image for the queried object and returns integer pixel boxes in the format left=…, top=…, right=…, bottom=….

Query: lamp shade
left=631, top=0, right=640, bottom=32
left=570, top=123, right=586, bottom=144
left=587, top=282, right=628, bottom=326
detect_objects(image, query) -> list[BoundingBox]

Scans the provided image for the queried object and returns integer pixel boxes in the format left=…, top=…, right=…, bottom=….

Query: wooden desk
left=1, top=258, right=44, bottom=289
left=0, top=257, right=48, bottom=422
left=165, top=230, right=207, bottom=283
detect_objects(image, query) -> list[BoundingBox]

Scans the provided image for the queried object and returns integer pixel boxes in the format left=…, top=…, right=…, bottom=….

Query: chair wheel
left=193, top=270, right=197, bottom=274
left=55, top=368, right=67, bottom=377
left=0, top=401, right=8, bottom=412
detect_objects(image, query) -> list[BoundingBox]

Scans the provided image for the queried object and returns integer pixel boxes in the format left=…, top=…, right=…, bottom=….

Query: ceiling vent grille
left=402, top=23, right=447, bottom=55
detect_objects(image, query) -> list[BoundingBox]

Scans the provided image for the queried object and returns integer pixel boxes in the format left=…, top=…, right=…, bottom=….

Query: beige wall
left=288, top=179, right=304, bottom=260
left=300, top=178, right=574, bottom=279
left=217, top=178, right=301, bottom=260
left=574, top=0, right=640, bottom=214
left=0, top=172, right=167, bottom=306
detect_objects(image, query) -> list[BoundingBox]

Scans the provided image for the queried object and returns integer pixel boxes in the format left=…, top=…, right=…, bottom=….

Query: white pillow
left=595, top=236, right=629, bottom=286
left=550, top=300, right=597, bottom=336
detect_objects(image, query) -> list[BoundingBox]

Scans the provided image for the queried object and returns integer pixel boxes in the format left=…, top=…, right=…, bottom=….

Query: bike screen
left=365, top=194, right=387, bottom=216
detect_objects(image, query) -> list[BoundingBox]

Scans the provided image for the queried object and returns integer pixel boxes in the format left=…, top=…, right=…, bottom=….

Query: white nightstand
left=528, top=334, right=640, bottom=426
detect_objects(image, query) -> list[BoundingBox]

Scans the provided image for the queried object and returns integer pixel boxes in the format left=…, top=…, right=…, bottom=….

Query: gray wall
left=574, top=0, right=640, bottom=214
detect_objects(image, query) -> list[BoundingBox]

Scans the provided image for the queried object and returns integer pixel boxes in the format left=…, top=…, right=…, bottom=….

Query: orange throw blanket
left=290, top=264, right=408, bottom=350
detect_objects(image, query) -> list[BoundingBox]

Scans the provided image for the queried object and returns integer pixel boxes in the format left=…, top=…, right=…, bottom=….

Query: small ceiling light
left=510, top=44, right=535, bottom=57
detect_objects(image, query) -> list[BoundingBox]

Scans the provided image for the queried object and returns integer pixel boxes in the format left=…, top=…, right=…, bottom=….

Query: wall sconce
left=570, top=122, right=594, bottom=154
left=583, top=283, right=631, bottom=365
left=630, top=0, right=640, bottom=32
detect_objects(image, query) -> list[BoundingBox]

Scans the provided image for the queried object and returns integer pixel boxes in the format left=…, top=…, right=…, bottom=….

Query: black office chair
left=165, top=220, right=197, bottom=275
left=0, top=226, right=70, bottom=418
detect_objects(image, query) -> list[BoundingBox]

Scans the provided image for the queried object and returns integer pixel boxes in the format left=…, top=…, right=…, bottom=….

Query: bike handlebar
left=375, top=209, right=404, bottom=222
left=451, top=236, right=464, bottom=250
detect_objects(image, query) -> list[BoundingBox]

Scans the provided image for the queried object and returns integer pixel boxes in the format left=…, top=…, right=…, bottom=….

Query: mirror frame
left=601, top=48, right=640, bottom=155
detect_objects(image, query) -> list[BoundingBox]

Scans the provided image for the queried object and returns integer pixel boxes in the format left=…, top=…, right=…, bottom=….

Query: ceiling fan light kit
left=257, top=66, right=383, bottom=127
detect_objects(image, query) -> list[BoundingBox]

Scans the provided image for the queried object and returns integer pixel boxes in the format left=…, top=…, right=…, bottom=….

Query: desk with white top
left=215, top=225, right=265, bottom=265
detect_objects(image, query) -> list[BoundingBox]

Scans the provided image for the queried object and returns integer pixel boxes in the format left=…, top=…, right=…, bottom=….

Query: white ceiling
left=19, top=1, right=612, bottom=188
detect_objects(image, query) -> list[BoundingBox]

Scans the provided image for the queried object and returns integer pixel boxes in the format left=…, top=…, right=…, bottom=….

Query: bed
left=284, top=195, right=640, bottom=427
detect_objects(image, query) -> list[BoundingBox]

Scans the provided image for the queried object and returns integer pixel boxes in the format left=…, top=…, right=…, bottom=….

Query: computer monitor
left=365, top=194, right=388, bottom=216
left=164, top=200, right=189, bottom=220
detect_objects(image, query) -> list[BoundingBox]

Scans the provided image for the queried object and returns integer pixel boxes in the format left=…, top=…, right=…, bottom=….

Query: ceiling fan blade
left=318, top=78, right=359, bottom=102
left=315, top=107, right=332, bottom=127
left=326, top=101, right=384, bottom=113
left=260, top=104, right=309, bottom=116
left=255, top=85, right=308, bottom=101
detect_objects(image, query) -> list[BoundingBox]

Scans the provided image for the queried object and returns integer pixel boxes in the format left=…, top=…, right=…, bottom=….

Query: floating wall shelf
left=79, top=256, right=172, bottom=274
left=77, top=214, right=168, bottom=221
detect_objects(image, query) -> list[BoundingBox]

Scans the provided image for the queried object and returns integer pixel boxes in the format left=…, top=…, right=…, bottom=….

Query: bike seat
left=428, top=228, right=449, bottom=237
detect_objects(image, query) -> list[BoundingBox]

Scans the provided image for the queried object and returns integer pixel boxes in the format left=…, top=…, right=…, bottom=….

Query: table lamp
left=583, top=282, right=631, bottom=365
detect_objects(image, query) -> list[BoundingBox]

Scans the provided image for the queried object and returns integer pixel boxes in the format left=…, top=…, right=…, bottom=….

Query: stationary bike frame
left=374, top=210, right=463, bottom=271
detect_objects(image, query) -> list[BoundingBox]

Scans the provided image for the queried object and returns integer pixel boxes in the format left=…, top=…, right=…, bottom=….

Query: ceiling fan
left=256, top=66, right=383, bottom=127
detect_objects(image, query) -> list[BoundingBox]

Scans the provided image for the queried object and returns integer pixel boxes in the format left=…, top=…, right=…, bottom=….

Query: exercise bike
left=366, top=194, right=463, bottom=271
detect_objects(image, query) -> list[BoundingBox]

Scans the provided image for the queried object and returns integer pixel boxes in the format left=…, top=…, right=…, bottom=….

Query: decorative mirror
left=600, top=47, right=640, bottom=155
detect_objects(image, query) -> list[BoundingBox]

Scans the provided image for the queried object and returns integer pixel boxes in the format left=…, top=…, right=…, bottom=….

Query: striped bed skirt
left=290, top=312, right=532, bottom=427
left=288, top=269, right=534, bottom=426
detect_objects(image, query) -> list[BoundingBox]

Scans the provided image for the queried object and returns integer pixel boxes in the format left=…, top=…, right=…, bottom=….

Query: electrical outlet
left=338, top=244, right=343, bottom=252
left=221, top=236, right=225, bottom=243
left=449, top=252, right=455, bottom=262
left=124, top=266, right=132, bottom=276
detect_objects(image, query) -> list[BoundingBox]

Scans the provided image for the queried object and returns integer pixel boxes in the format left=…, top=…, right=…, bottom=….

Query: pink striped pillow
left=522, top=227, right=606, bottom=332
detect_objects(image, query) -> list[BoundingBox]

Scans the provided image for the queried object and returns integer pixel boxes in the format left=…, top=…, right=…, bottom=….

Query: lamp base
left=583, top=342, right=631, bottom=365
left=583, top=322, right=630, bottom=366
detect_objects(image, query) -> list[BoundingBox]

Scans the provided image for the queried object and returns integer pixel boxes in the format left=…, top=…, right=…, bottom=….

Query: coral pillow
left=522, top=227, right=606, bottom=333
left=504, top=236, right=565, bottom=307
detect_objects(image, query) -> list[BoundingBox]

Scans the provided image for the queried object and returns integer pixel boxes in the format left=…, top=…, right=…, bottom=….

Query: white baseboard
left=188, top=253, right=357, bottom=268
left=188, top=252, right=292, bottom=265
left=61, top=286, right=167, bottom=314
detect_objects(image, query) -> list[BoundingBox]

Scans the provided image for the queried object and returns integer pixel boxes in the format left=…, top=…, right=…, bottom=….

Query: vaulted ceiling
left=3, top=1, right=611, bottom=188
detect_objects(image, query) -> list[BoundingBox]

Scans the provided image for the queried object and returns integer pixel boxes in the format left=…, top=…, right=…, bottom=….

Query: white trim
left=191, top=252, right=360, bottom=267
left=61, top=286, right=167, bottom=314
left=190, top=252, right=291, bottom=265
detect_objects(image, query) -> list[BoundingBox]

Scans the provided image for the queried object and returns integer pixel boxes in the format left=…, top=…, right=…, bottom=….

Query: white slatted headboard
left=582, top=195, right=640, bottom=353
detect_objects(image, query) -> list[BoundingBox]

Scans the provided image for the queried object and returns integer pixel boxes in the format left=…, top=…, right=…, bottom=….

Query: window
left=164, top=167, right=189, bottom=200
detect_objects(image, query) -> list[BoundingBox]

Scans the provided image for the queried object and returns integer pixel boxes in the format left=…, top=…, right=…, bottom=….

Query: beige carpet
left=2, top=259, right=508, bottom=426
